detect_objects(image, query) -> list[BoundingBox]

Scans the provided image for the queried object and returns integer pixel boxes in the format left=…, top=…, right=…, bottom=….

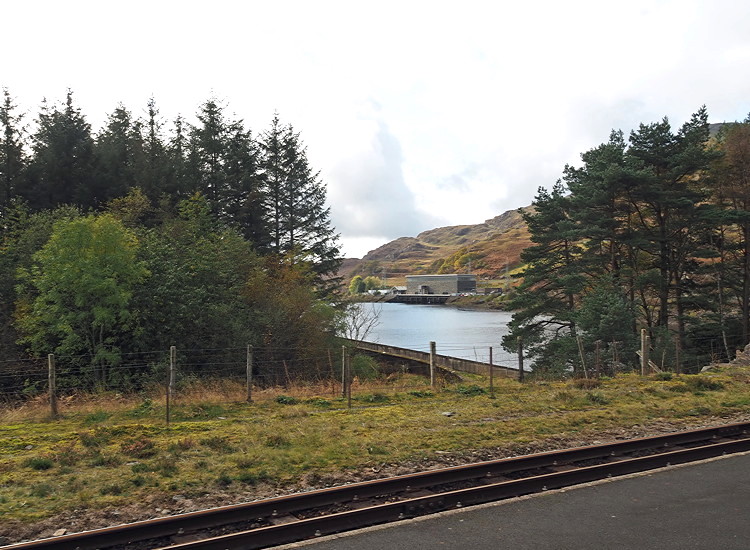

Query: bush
left=454, top=384, right=487, bottom=396
left=25, top=457, right=54, bottom=471
left=275, top=395, right=300, bottom=405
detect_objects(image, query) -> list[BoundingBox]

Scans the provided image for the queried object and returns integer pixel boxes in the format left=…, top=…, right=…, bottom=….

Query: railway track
left=5, top=421, right=750, bottom=550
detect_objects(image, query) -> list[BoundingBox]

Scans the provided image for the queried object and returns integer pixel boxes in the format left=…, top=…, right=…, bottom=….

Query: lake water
left=359, top=302, right=518, bottom=367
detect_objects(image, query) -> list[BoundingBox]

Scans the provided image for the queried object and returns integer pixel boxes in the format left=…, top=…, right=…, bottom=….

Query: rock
left=441, top=411, right=455, bottom=417
left=172, top=495, right=186, bottom=501
left=53, top=529, right=67, bottom=536
left=24, top=445, right=33, bottom=450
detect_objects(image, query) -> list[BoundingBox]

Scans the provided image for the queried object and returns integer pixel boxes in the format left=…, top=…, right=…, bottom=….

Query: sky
left=3, top=0, right=750, bottom=258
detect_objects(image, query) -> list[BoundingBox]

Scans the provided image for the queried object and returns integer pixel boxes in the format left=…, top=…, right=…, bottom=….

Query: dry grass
left=1, top=366, right=750, bottom=536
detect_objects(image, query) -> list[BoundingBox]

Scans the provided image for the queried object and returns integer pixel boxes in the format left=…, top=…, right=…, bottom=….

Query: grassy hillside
left=341, top=207, right=533, bottom=286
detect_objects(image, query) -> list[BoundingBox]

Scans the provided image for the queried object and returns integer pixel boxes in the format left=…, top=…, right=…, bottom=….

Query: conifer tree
left=259, top=114, right=341, bottom=290
left=23, top=91, right=97, bottom=209
left=0, top=88, right=26, bottom=216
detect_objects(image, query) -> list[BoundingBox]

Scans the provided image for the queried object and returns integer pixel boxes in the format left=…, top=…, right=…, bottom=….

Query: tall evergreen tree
left=0, top=88, right=26, bottom=217
left=502, top=181, right=585, bottom=374
left=185, top=98, right=265, bottom=245
left=94, top=104, right=144, bottom=202
left=23, top=91, right=97, bottom=210
left=259, top=114, right=341, bottom=290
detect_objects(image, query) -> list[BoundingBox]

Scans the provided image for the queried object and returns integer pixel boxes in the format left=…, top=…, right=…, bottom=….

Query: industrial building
left=405, top=274, right=477, bottom=295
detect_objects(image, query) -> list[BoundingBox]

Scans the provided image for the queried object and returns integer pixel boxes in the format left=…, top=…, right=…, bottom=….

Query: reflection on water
left=360, top=302, right=517, bottom=366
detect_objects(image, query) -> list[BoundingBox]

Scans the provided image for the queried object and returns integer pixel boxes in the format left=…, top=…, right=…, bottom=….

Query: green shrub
left=586, top=391, right=609, bottom=405
left=407, top=390, right=434, bottom=398
left=275, top=395, right=300, bottom=405
left=455, top=384, right=487, bottom=396
left=25, top=457, right=54, bottom=471
left=653, top=372, right=673, bottom=381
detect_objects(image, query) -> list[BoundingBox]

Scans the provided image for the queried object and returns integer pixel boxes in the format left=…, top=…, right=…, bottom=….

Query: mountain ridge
left=339, top=206, right=533, bottom=283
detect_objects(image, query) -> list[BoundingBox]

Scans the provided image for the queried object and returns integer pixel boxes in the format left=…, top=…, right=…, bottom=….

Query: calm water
left=360, top=302, right=517, bottom=366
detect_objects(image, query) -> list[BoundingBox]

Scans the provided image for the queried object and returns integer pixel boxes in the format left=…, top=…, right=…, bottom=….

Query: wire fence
left=0, top=331, right=739, bottom=416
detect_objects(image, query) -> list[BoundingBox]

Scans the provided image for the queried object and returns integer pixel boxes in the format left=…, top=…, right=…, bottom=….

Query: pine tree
left=23, top=91, right=97, bottom=210
left=259, top=114, right=341, bottom=290
left=94, top=104, right=144, bottom=202
left=502, top=181, right=585, bottom=373
left=0, top=88, right=26, bottom=217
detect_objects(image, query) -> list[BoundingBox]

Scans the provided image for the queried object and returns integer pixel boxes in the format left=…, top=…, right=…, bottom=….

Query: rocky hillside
left=341, top=206, right=533, bottom=284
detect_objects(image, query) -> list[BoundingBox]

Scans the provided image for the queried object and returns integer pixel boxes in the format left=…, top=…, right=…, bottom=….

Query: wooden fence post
left=429, top=341, right=436, bottom=388
left=595, top=340, right=601, bottom=378
left=246, top=344, right=253, bottom=403
left=489, top=346, right=495, bottom=399
left=341, top=345, right=347, bottom=398
left=346, top=348, right=352, bottom=409
left=517, top=337, right=524, bottom=382
left=48, top=354, right=58, bottom=418
left=167, top=346, right=176, bottom=425
left=640, top=329, right=647, bottom=376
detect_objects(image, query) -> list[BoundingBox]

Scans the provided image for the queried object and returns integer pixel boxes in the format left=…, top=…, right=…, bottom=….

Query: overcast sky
left=4, top=1, right=750, bottom=257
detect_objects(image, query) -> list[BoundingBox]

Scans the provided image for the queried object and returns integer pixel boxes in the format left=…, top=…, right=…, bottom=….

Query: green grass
left=0, top=367, right=749, bottom=530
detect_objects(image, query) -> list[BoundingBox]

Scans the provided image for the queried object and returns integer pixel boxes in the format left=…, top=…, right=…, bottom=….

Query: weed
left=129, top=398, right=154, bottom=418
left=131, top=462, right=152, bottom=474
left=25, top=456, right=54, bottom=471
left=684, top=376, right=724, bottom=392
left=100, top=483, right=124, bottom=496
left=168, top=438, right=197, bottom=452
left=84, top=411, right=111, bottom=424
left=29, top=482, right=55, bottom=497
left=408, top=390, right=434, bottom=398
left=306, top=398, right=332, bottom=408
left=571, top=378, right=601, bottom=389
left=265, top=435, right=291, bottom=448
left=653, top=372, right=673, bottom=381
left=121, top=438, right=157, bottom=459
left=177, top=403, right=226, bottom=420
left=131, top=476, right=146, bottom=487
left=79, top=428, right=112, bottom=448
left=586, top=391, right=610, bottom=405
left=236, top=470, right=269, bottom=485
left=357, top=392, right=389, bottom=403
left=367, top=445, right=388, bottom=455
left=89, top=452, right=122, bottom=467
left=454, top=385, right=487, bottom=396
left=216, top=473, right=233, bottom=487
left=199, top=436, right=235, bottom=453
left=155, top=456, right=179, bottom=477
left=275, top=395, right=300, bottom=405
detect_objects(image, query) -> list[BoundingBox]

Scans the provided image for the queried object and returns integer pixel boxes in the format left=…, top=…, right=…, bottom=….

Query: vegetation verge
left=1, top=366, right=749, bottom=543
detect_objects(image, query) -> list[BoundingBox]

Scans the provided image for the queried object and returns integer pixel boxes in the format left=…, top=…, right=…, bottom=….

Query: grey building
left=406, top=274, right=477, bottom=295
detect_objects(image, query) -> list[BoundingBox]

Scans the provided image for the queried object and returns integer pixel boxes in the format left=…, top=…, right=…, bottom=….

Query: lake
left=358, top=302, right=518, bottom=367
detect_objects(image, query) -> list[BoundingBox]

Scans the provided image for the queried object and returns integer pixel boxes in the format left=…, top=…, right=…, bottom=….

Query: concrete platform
left=280, top=452, right=750, bottom=549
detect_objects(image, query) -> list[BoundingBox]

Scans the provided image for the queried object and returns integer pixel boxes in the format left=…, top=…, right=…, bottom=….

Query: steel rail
left=4, top=421, right=750, bottom=550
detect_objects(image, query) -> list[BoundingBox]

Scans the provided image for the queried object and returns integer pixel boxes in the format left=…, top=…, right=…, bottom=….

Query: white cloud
left=3, top=0, right=750, bottom=258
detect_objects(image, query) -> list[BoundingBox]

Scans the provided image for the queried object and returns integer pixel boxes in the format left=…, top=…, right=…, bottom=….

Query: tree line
left=502, top=107, right=750, bottom=375
left=0, top=88, right=342, bottom=388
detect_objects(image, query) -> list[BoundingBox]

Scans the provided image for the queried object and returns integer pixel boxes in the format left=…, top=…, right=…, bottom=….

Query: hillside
left=341, top=207, right=533, bottom=285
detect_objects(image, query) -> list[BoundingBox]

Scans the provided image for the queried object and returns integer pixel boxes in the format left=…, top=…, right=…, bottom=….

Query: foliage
left=348, top=275, right=365, bottom=294
left=16, top=214, right=148, bottom=379
left=504, top=109, right=749, bottom=374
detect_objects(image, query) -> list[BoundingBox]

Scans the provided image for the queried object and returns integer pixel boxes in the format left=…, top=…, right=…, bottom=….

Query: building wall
left=406, top=274, right=477, bottom=294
